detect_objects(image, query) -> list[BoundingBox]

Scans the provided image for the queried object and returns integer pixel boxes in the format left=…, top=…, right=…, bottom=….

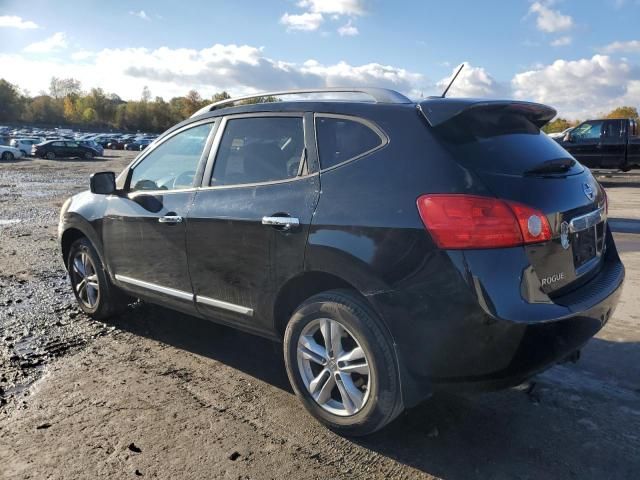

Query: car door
left=51, top=141, right=65, bottom=156
left=186, top=113, right=320, bottom=334
left=102, top=120, right=217, bottom=314
left=600, top=119, right=626, bottom=169
left=565, top=120, right=604, bottom=168
left=65, top=141, right=80, bottom=157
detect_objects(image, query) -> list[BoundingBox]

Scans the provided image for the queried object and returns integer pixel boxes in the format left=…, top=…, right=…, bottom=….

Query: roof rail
left=190, top=87, right=413, bottom=117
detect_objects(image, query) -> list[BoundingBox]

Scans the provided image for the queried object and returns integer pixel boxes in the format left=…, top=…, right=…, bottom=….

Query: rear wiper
left=525, top=158, right=576, bottom=175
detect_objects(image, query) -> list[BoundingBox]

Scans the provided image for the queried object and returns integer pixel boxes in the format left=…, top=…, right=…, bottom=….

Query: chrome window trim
left=569, top=206, right=606, bottom=233
left=202, top=112, right=308, bottom=189
left=115, top=274, right=193, bottom=301
left=195, top=295, right=254, bottom=316
left=313, top=113, right=389, bottom=172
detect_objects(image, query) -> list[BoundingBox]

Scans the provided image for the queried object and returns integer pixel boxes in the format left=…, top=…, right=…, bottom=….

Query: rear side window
left=602, top=120, right=623, bottom=138
left=316, top=116, right=384, bottom=169
left=211, top=117, right=304, bottom=186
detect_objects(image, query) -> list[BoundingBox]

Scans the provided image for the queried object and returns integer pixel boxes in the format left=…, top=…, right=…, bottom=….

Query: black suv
left=58, top=88, right=624, bottom=435
left=34, top=140, right=98, bottom=160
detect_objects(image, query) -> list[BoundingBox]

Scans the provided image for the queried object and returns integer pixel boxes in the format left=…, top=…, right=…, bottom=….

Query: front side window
left=316, top=116, right=384, bottom=169
left=572, top=121, right=603, bottom=142
left=130, top=123, right=213, bottom=192
left=211, top=117, right=304, bottom=186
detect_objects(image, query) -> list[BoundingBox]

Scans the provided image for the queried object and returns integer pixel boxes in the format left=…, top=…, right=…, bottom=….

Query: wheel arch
left=60, top=214, right=107, bottom=274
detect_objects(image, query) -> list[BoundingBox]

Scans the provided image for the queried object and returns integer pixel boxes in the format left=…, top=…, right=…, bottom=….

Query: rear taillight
left=416, top=194, right=551, bottom=249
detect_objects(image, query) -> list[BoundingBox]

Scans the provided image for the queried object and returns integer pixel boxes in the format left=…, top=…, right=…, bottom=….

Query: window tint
left=66, top=142, right=79, bottom=147
left=603, top=120, right=622, bottom=138
left=572, top=121, right=603, bottom=142
left=211, top=117, right=304, bottom=186
left=316, top=117, right=383, bottom=169
left=52, top=141, right=64, bottom=147
left=130, top=123, right=213, bottom=192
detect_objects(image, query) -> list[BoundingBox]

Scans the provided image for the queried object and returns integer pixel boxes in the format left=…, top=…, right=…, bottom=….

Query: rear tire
left=284, top=289, right=402, bottom=436
left=84, top=151, right=94, bottom=160
left=67, top=237, right=129, bottom=320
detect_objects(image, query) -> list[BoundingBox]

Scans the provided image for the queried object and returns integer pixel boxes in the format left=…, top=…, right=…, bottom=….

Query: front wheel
left=1, top=151, right=14, bottom=161
left=45, top=151, right=56, bottom=160
left=67, top=237, right=130, bottom=319
left=284, top=290, right=402, bottom=436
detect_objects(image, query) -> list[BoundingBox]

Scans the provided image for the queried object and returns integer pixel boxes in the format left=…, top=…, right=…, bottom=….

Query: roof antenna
left=441, top=63, right=465, bottom=98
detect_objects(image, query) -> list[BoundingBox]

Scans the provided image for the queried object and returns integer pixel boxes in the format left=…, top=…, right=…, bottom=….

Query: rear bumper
left=368, top=241, right=625, bottom=405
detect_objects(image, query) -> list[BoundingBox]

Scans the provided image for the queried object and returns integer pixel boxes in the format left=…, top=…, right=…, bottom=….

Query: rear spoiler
left=418, top=98, right=557, bottom=129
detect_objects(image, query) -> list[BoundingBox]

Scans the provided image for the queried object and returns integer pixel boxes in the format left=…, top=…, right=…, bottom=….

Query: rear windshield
left=434, top=108, right=581, bottom=175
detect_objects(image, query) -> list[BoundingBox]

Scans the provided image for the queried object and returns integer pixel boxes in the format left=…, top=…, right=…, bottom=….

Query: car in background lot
left=558, top=118, right=640, bottom=171
left=79, top=140, right=104, bottom=156
left=10, top=138, right=45, bottom=156
left=59, top=87, right=624, bottom=436
left=124, top=138, right=153, bottom=151
left=0, top=144, right=25, bottom=161
left=33, top=140, right=99, bottom=160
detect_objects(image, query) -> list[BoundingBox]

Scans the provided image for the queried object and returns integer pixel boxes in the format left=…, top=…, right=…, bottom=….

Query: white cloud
left=71, top=50, right=95, bottom=61
left=436, top=62, right=507, bottom=98
left=512, top=55, right=640, bottom=118
left=0, top=43, right=425, bottom=102
left=529, top=2, right=573, bottom=33
left=601, top=40, right=640, bottom=53
left=297, top=0, right=365, bottom=16
left=23, top=32, right=67, bottom=53
left=338, top=20, right=359, bottom=36
left=0, top=15, right=38, bottom=29
left=280, top=12, right=324, bottom=31
left=551, top=36, right=572, bottom=47
left=129, top=10, right=150, bottom=21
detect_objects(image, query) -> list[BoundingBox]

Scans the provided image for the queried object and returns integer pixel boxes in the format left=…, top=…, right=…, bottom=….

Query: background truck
left=558, top=118, right=640, bottom=171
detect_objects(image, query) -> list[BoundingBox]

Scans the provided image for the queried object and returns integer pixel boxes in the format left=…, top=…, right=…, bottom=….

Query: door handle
left=158, top=215, right=183, bottom=224
left=262, top=216, right=300, bottom=231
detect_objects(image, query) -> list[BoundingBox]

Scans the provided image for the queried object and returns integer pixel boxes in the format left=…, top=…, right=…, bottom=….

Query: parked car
left=107, top=139, right=126, bottom=150
left=33, top=140, right=99, bottom=160
left=58, top=88, right=624, bottom=436
left=79, top=140, right=104, bottom=156
left=10, top=137, right=45, bottom=156
left=124, top=138, right=153, bottom=151
left=0, top=144, right=24, bottom=161
left=558, top=118, right=640, bottom=171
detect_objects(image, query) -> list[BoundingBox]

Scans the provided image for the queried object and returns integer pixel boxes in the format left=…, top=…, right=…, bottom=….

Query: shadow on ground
left=105, top=302, right=640, bottom=479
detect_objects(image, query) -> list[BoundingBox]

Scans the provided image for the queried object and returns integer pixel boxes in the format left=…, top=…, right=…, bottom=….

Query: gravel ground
left=0, top=154, right=639, bottom=479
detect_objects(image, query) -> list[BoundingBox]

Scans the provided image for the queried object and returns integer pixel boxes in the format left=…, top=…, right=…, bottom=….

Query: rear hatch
left=421, top=99, right=607, bottom=296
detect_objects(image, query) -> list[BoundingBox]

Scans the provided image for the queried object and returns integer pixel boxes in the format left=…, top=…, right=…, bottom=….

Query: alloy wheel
left=71, top=250, right=100, bottom=309
left=297, top=318, right=371, bottom=416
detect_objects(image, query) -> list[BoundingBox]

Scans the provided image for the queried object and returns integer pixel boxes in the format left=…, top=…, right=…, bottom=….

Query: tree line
left=0, top=77, right=233, bottom=133
left=0, top=76, right=638, bottom=134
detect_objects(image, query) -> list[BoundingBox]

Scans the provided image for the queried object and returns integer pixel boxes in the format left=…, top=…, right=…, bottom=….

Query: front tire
left=284, top=289, right=402, bottom=436
left=2, top=151, right=14, bottom=161
left=45, top=151, right=56, bottom=160
left=67, top=237, right=129, bottom=320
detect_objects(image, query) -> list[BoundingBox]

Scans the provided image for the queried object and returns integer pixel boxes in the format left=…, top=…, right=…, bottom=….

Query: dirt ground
left=1, top=153, right=639, bottom=479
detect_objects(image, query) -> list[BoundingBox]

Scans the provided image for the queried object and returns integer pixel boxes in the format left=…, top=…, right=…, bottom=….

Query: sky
left=1, top=0, right=639, bottom=119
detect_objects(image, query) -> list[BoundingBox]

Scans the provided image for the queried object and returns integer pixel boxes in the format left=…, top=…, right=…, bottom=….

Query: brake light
left=416, top=194, right=551, bottom=249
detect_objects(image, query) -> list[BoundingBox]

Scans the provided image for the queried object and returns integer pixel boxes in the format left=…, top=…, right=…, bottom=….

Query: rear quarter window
left=315, top=116, right=385, bottom=170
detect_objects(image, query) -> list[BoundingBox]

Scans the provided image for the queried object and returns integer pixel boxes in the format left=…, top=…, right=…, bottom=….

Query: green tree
left=605, top=106, right=639, bottom=119
left=0, top=79, right=24, bottom=121
left=543, top=117, right=573, bottom=134
left=82, top=107, right=97, bottom=124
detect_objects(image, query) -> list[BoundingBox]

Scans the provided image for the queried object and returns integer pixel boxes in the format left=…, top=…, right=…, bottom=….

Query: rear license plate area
left=573, top=222, right=604, bottom=269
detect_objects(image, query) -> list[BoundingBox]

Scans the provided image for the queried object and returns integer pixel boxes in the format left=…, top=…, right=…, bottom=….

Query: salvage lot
left=0, top=153, right=639, bottom=479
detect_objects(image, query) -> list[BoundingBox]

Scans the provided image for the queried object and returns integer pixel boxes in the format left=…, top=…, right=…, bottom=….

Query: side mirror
left=564, top=133, right=574, bottom=143
left=90, top=171, right=116, bottom=195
